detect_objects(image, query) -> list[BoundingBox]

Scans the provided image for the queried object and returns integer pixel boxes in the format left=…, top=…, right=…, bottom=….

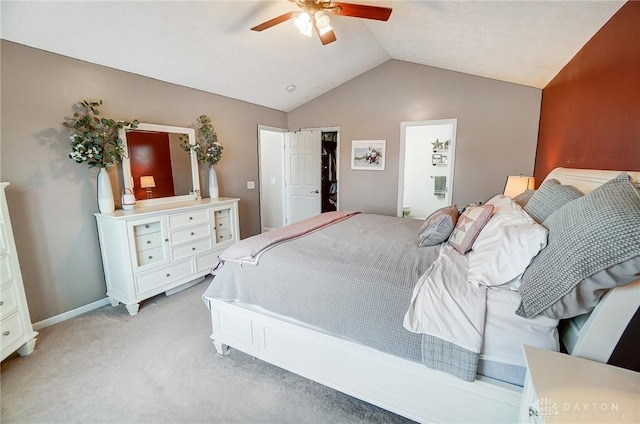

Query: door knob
left=311, top=190, right=319, bottom=194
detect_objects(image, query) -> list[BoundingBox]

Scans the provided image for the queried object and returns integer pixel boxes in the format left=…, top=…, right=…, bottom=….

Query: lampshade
left=314, top=11, right=330, bottom=29
left=140, top=176, right=156, bottom=189
left=503, top=175, right=535, bottom=198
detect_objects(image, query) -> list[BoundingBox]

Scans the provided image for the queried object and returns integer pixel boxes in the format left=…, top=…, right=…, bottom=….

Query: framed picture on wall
left=351, top=140, right=386, bottom=171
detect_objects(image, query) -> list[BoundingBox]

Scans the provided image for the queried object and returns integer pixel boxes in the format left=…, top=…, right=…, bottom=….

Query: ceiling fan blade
left=251, top=11, right=296, bottom=31
left=330, top=2, right=392, bottom=21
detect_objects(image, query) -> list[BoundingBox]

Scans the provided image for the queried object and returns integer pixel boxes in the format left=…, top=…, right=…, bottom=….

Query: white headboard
left=544, top=168, right=640, bottom=363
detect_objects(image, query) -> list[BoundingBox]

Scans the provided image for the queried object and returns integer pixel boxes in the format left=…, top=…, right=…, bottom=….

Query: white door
left=285, top=130, right=321, bottom=224
left=398, top=119, right=457, bottom=219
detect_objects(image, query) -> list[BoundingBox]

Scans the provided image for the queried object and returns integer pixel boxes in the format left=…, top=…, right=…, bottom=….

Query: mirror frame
left=119, top=123, right=200, bottom=207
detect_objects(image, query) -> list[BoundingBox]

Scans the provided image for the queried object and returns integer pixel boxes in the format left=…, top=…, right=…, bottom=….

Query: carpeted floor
left=1, top=277, right=412, bottom=423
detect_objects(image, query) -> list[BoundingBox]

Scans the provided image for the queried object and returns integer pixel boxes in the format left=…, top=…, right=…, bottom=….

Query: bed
left=203, top=168, right=640, bottom=423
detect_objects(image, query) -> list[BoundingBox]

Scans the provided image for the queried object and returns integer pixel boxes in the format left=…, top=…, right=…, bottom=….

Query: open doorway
left=398, top=119, right=457, bottom=219
left=258, top=126, right=339, bottom=232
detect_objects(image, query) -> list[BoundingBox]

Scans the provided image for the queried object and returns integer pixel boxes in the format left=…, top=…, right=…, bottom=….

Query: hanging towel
left=434, top=176, right=447, bottom=196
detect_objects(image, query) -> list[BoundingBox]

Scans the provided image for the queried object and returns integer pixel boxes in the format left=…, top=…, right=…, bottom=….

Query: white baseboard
left=33, top=297, right=111, bottom=331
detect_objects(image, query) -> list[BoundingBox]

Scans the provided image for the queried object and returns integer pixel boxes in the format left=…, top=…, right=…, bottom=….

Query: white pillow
left=467, top=195, right=548, bottom=288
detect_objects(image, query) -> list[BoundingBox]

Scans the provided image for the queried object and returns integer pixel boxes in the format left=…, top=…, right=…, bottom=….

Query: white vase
left=97, top=167, right=115, bottom=213
left=208, top=165, right=219, bottom=199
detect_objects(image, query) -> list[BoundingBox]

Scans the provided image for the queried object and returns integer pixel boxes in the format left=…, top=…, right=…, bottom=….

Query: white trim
left=33, top=297, right=111, bottom=331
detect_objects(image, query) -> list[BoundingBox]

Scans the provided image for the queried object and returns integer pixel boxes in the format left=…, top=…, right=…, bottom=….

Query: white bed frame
left=205, top=168, right=640, bottom=423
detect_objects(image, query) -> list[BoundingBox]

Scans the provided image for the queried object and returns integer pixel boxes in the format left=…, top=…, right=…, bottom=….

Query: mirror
left=120, top=123, right=200, bottom=207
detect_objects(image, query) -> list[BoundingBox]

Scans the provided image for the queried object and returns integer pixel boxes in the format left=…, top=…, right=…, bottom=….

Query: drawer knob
left=0, top=301, right=3, bottom=306
left=2, top=331, right=9, bottom=336
left=146, top=240, right=151, bottom=244
left=148, top=255, right=153, bottom=260
left=165, top=238, right=169, bottom=242
left=166, top=273, right=171, bottom=277
left=192, top=247, right=196, bottom=251
left=191, top=232, right=195, bottom=236
left=145, top=224, right=150, bottom=228
left=189, top=216, right=193, bottom=220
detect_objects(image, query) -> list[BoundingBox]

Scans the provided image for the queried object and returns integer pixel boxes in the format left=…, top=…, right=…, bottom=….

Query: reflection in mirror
left=120, top=123, right=200, bottom=208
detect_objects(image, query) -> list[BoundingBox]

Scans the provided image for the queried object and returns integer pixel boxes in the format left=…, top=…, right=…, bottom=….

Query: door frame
left=258, top=125, right=286, bottom=232
left=397, top=119, right=457, bottom=217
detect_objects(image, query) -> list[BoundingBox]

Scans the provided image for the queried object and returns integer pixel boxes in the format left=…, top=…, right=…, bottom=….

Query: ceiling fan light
left=314, top=10, right=331, bottom=29
left=318, top=24, right=333, bottom=36
left=294, top=12, right=313, bottom=37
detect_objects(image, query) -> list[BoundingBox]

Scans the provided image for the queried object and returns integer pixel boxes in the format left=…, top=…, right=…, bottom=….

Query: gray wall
left=0, top=41, right=286, bottom=322
left=1, top=43, right=542, bottom=323
left=287, top=60, right=542, bottom=215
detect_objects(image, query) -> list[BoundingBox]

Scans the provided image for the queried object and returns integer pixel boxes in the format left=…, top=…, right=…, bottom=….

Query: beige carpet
left=1, top=277, right=411, bottom=424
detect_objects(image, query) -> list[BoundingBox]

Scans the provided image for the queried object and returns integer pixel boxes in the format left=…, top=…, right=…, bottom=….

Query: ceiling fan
left=251, top=0, right=392, bottom=46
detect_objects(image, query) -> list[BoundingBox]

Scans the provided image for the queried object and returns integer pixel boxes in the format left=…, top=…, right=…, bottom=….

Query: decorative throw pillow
left=541, top=257, right=640, bottom=319
left=417, top=205, right=459, bottom=247
left=468, top=195, right=548, bottom=287
left=513, top=189, right=535, bottom=208
left=524, top=179, right=583, bottom=224
left=447, top=204, right=494, bottom=254
left=517, top=173, right=640, bottom=319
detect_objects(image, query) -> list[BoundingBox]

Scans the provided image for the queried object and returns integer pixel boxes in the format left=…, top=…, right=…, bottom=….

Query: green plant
left=181, top=115, right=223, bottom=166
left=64, top=99, right=138, bottom=168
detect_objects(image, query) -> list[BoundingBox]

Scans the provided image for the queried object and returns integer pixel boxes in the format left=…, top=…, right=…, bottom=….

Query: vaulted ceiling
left=1, top=1, right=625, bottom=112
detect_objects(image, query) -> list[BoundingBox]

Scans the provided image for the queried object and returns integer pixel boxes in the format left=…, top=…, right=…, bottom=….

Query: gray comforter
left=204, top=213, right=476, bottom=379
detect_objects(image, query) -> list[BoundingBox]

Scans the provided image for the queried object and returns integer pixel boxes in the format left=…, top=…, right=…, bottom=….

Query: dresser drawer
left=1, top=311, right=25, bottom=352
left=214, top=209, right=229, bottom=219
left=0, top=283, right=18, bottom=319
left=172, top=239, right=213, bottom=261
left=135, top=261, right=193, bottom=295
left=169, top=210, right=209, bottom=229
left=136, top=247, right=165, bottom=267
left=216, top=228, right=232, bottom=243
left=171, top=224, right=211, bottom=245
left=196, top=251, right=219, bottom=273
left=133, top=221, right=162, bottom=236
left=135, top=232, right=164, bottom=252
left=0, top=254, right=13, bottom=286
left=214, top=209, right=230, bottom=231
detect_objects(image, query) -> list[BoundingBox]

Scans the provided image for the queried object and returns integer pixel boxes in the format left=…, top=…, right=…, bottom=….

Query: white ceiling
left=1, top=0, right=625, bottom=112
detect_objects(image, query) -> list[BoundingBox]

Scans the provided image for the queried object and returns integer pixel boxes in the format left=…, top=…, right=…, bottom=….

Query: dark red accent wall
left=126, top=132, right=176, bottom=200
left=534, top=1, right=640, bottom=184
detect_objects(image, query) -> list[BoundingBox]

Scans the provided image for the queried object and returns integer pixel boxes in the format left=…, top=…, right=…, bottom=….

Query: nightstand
left=519, top=345, right=639, bottom=423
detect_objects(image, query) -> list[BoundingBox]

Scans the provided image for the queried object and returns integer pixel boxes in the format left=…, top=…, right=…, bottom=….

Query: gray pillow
left=540, top=257, right=640, bottom=319
left=524, top=179, right=583, bottom=223
left=418, top=205, right=458, bottom=247
left=517, top=173, right=640, bottom=319
left=513, top=189, right=535, bottom=208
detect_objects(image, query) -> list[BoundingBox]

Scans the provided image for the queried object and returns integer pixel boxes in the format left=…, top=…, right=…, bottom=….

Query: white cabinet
left=519, top=345, right=640, bottom=423
left=95, top=198, right=239, bottom=315
left=1, top=182, right=38, bottom=361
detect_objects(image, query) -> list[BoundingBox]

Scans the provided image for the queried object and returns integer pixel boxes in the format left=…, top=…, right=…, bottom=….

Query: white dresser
left=95, top=198, right=239, bottom=315
left=1, top=183, right=38, bottom=361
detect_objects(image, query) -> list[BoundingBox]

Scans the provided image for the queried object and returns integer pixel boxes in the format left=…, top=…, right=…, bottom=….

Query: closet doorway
left=397, top=119, right=457, bottom=219
left=258, top=126, right=339, bottom=232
